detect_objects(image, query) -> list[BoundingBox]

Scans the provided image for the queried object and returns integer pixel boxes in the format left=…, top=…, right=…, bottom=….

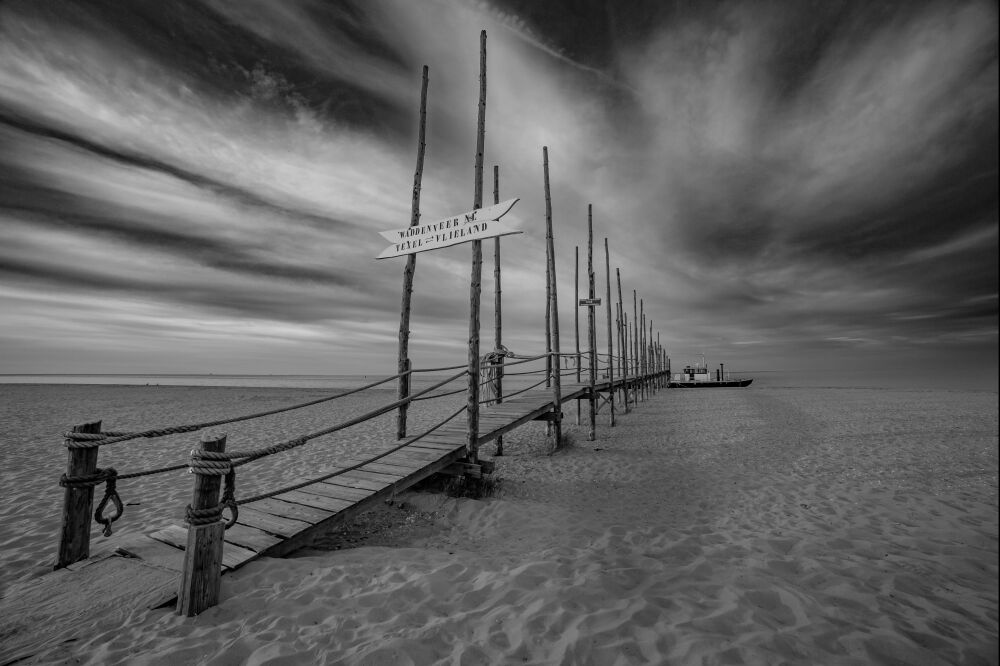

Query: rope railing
left=496, top=374, right=550, bottom=400
left=63, top=371, right=414, bottom=449
left=189, top=368, right=469, bottom=473
left=230, top=404, right=469, bottom=507
left=503, top=367, right=550, bottom=377
left=58, top=368, right=470, bottom=539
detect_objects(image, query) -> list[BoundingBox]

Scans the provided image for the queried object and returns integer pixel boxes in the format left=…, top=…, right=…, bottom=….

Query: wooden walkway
left=0, top=375, right=657, bottom=663
left=139, top=379, right=614, bottom=571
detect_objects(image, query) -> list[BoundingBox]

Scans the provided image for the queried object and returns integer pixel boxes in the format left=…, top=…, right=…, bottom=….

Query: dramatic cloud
left=0, top=0, right=996, bottom=387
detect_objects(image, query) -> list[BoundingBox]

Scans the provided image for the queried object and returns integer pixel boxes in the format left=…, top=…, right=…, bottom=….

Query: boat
left=668, top=356, right=752, bottom=388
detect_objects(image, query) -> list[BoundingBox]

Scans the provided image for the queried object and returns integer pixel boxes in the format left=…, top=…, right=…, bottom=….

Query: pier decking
left=142, top=380, right=608, bottom=570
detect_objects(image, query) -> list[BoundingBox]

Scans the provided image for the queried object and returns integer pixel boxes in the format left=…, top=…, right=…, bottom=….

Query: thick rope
left=184, top=469, right=238, bottom=529
left=187, top=368, right=468, bottom=472
left=233, top=404, right=468, bottom=506
left=498, top=374, right=550, bottom=400
left=59, top=468, right=124, bottom=537
left=63, top=371, right=412, bottom=449
left=480, top=346, right=511, bottom=406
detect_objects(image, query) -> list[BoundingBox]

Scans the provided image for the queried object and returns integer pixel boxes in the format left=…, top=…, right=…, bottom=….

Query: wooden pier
left=0, top=374, right=666, bottom=664
left=0, top=30, right=681, bottom=663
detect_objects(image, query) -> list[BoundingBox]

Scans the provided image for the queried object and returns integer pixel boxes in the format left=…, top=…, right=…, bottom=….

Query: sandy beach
left=1, top=381, right=997, bottom=665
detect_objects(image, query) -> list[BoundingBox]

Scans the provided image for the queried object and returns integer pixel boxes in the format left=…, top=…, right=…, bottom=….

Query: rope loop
left=93, top=468, right=123, bottom=537
left=183, top=468, right=238, bottom=529
left=221, top=469, right=238, bottom=530
left=60, top=467, right=117, bottom=488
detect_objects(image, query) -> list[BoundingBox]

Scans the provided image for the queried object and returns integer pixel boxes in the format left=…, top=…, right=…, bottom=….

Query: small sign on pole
left=376, top=198, right=520, bottom=259
left=579, top=298, right=601, bottom=307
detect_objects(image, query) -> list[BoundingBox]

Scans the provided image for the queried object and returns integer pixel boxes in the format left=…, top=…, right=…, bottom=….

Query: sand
left=1, top=383, right=997, bottom=665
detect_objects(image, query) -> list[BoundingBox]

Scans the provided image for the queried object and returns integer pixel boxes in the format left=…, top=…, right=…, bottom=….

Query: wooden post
left=178, top=433, right=227, bottom=617
left=632, top=290, right=639, bottom=402
left=493, top=164, right=504, bottom=456
left=466, top=30, right=487, bottom=464
left=604, top=238, right=615, bottom=426
left=586, top=205, right=597, bottom=441
left=616, top=269, right=629, bottom=414
left=574, top=245, right=581, bottom=425
left=657, top=332, right=662, bottom=388
left=640, top=300, right=646, bottom=400
left=543, top=146, right=562, bottom=447
left=57, top=420, right=102, bottom=568
left=622, top=308, right=635, bottom=407
left=574, top=246, right=581, bottom=384
left=545, top=249, right=552, bottom=389
left=396, top=65, right=429, bottom=440
left=617, top=301, right=629, bottom=413
left=648, top=319, right=655, bottom=395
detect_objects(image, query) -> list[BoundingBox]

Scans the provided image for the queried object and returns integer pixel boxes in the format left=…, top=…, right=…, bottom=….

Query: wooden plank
left=220, top=523, right=283, bottom=553
left=219, top=541, right=259, bottom=570
left=344, top=468, right=405, bottom=484
left=324, top=474, right=389, bottom=493
left=301, top=482, right=372, bottom=503
left=275, top=489, right=353, bottom=514
left=149, top=523, right=252, bottom=570
left=341, top=457, right=421, bottom=475
left=0, top=556, right=177, bottom=665
left=373, top=449, right=446, bottom=465
left=115, top=535, right=185, bottom=573
left=250, top=497, right=334, bottom=524
left=407, top=439, right=464, bottom=450
left=235, top=506, right=312, bottom=538
left=148, top=524, right=188, bottom=549
left=257, top=445, right=468, bottom=559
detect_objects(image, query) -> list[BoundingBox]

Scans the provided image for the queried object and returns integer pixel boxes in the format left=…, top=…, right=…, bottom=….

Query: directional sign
left=579, top=298, right=602, bottom=306
left=376, top=198, right=521, bottom=259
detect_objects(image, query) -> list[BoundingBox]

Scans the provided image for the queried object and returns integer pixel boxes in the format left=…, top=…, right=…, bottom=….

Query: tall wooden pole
left=586, top=205, right=597, bottom=441
left=617, top=301, right=628, bottom=413
left=543, top=146, right=562, bottom=448
left=624, top=312, right=637, bottom=400
left=545, top=248, right=552, bottom=391
left=649, top=320, right=655, bottom=394
left=396, top=65, right=429, bottom=440
left=574, top=246, right=581, bottom=425
left=575, top=247, right=581, bottom=383
left=640, top=299, right=646, bottom=400
left=493, top=164, right=504, bottom=456
left=603, top=238, right=615, bottom=426
left=466, top=30, right=486, bottom=463
left=632, top=289, right=639, bottom=402
left=616, top=268, right=629, bottom=413
left=657, top=332, right=662, bottom=388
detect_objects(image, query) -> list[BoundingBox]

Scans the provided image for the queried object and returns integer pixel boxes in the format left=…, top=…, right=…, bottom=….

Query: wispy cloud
left=0, top=0, right=995, bottom=382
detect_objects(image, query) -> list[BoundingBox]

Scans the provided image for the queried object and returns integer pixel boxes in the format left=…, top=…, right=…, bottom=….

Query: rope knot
left=183, top=468, right=238, bottom=529
left=93, top=468, right=123, bottom=537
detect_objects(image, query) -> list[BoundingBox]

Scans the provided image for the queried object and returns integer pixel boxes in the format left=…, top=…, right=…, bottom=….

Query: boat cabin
left=674, top=364, right=710, bottom=382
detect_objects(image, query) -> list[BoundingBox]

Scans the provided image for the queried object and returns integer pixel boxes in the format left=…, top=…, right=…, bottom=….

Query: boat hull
left=668, top=379, right=753, bottom=388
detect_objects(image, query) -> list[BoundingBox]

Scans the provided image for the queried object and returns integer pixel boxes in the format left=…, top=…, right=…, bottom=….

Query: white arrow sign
left=376, top=198, right=521, bottom=259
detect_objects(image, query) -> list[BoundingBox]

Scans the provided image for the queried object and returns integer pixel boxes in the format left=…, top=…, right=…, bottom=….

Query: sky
left=0, top=0, right=997, bottom=389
